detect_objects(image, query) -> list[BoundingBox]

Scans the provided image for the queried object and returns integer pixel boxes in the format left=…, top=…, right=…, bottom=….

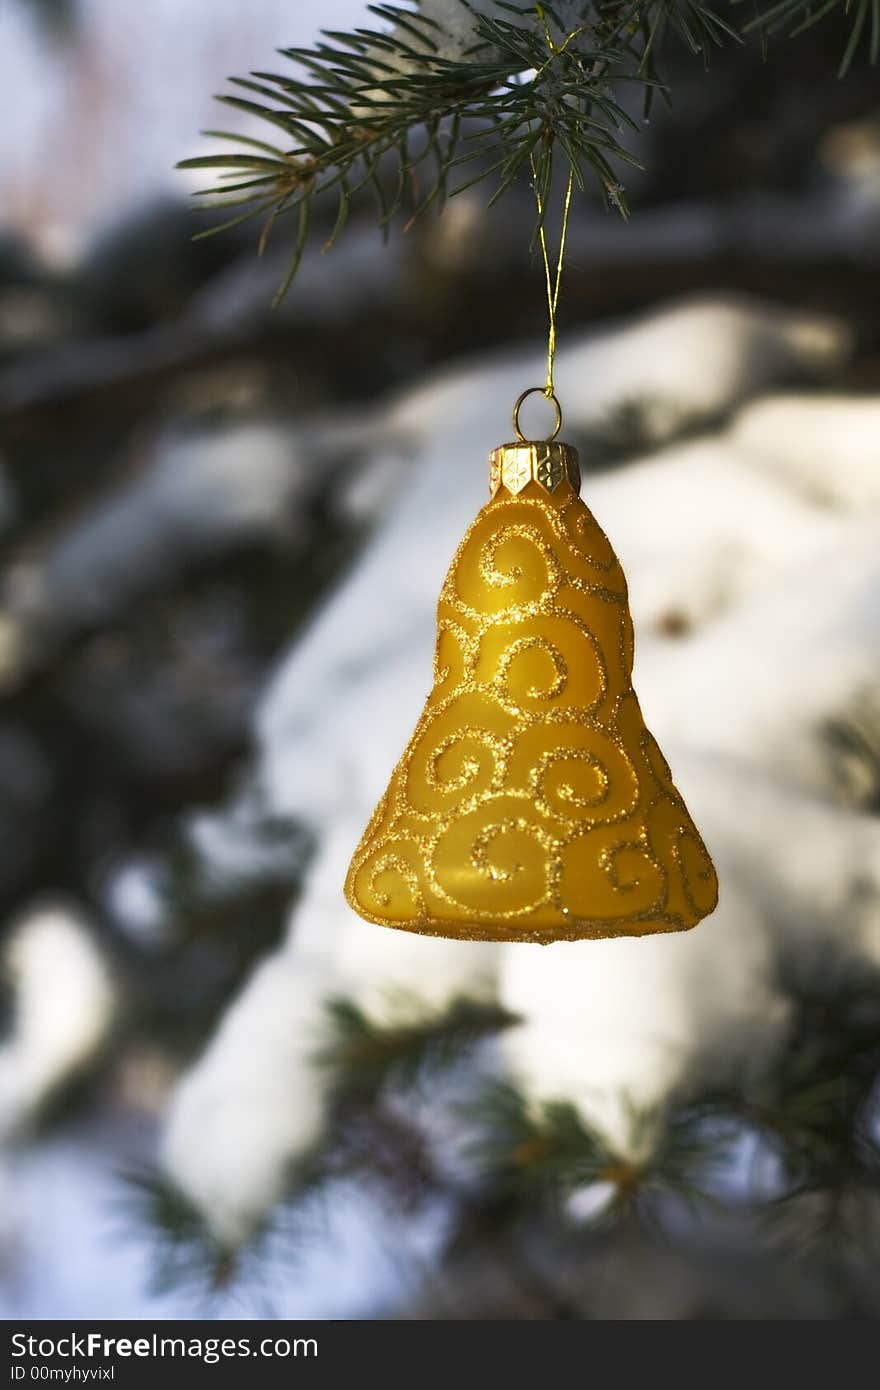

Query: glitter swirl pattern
left=345, top=478, right=718, bottom=942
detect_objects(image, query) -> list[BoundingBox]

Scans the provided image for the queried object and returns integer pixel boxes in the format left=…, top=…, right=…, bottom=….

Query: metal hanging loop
left=512, top=387, right=563, bottom=444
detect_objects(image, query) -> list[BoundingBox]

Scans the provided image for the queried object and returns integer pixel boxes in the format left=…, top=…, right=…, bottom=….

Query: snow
left=500, top=883, right=787, bottom=1154
left=0, top=905, right=116, bottom=1141
left=731, top=395, right=880, bottom=509
left=23, top=422, right=303, bottom=631
left=501, top=749, right=880, bottom=1150
left=634, top=524, right=880, bottom=797
left=400, top=1, right=487, bottom=59
left=0, top=1129, right=439, bottom=1319
left=586, top=439, right=845, bottom=635
left=102, top=857, right=174, bottom=950
left=161, top=951, right=334, bottom=1248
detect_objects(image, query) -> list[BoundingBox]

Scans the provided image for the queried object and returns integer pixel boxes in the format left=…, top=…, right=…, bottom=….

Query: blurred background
left=0, top=0, right=879, bottom=1320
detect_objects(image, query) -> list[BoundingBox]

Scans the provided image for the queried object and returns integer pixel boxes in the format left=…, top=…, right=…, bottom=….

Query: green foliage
left=317, top=992, right=518, bottom=1099
left=16, top=0, right=77, bottom=37
left=632, top=0, right=742, bottom=117
left=122, top=1169, right=244, bottom=1293
left=175, top=2, right=674, bottom=302
left=128, top=961, right=880, bottom=1306
left=179, top=1, right=873, bottom=303
left=127, top=991, right=515, bottom=1295
left=740, top=0, right=880, bottom=76
left=704, top=957, right=880, bottom=1252
left=119, top=813, right=313, bottom=1057
left=821, top=691, right=880, bottom=810
left=468, top=1081, right=719, bottom=1222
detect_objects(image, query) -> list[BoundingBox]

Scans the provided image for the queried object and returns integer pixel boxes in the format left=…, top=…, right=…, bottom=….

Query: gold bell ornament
left=345, top=161, right=717, bottom=944
left=344, top=387, right=718, bottom=944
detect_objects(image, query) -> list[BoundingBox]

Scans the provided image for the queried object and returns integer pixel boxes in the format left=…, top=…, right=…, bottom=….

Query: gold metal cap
left=489, top=387, right=580, bottom=498
left=489, top=440, right=580, bottom=497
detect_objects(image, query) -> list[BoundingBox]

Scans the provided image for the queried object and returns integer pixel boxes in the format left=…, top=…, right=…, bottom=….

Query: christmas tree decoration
left=345, top=107, right=717, bottom=943
left=345, top=388, right=719, bottom=942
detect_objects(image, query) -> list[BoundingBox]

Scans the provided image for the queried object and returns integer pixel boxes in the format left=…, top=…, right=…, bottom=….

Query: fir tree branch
left=316, top=993, right=518, bottom=1100
left=125, top=956, right=880, bottom=1301
left=179, top=3, right=649, bottom=303
left=121, top=1169, right=243, bottom=1293
left=467, top=1080, right=719, bottom=1222
left=738, top=0, right=880, bottom=76
left=179, top=1, right=874, bottom=302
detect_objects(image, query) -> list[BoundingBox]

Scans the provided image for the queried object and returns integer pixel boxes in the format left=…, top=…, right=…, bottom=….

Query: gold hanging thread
left=530, top=157, right=574, bottom=401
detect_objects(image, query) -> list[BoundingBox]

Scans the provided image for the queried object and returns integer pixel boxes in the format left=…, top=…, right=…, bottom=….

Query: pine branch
left=689, top=957, right=880, bottom=1253
left=125, top=954, right=880, bottom=1303
left=179, top=1, right=874, bottom=302
left=739, top=0, right=880, bottom=76
left=467, top=960, right=880, bottom=1242
left=468, top=1080, right=718, bottom=1222
left=630, top=0, right=743, bottom=116
left=123, top=1143, right=332, bottom=1294
left=179, top=3, right=651, bottom=302
left=121, top=1169, right=243, bottom=1293
left=316, top=993, right=518, bottom=1100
